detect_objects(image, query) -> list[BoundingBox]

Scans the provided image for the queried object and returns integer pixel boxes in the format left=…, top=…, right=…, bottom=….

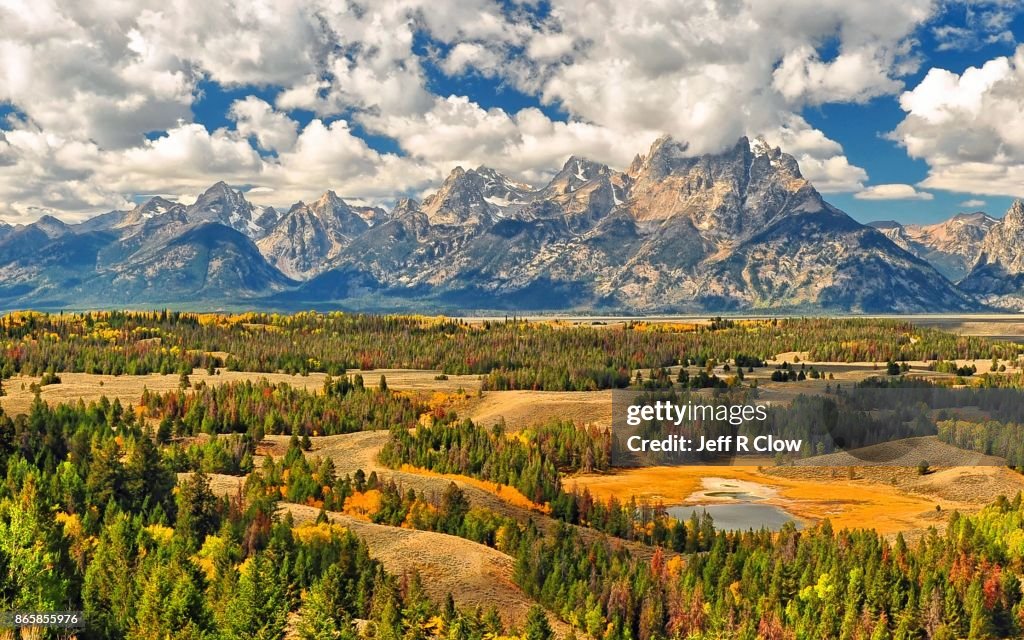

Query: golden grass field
left=258, top=432, right=662, bottom=561
left=466, top=390, right=612, bottom=428
left=567, top=456, right=1024, bottom=538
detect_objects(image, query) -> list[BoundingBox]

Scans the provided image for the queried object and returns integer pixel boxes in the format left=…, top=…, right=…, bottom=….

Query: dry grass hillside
left=283, top=503, right=575, bottom=637
left=261, top=432, right=664, bottom=560
left=465, top=390, right=611, bottom=429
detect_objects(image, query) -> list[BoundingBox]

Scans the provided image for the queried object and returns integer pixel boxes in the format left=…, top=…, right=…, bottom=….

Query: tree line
left=2, top=311, right=1020, bottom=391
left=141, top=375, right=424, bottom=440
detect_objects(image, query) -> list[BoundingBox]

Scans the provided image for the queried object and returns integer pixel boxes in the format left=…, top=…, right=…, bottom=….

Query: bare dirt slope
left=283, top=503, right=572, bottom=636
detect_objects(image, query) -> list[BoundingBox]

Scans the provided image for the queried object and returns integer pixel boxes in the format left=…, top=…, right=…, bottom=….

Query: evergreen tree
left=524, top=605, right=553, bottom=640
left=295, top=572, right=354, bottom=640
left=175, top=471, right=219, bottom=549
left=221, top=552, right=289, bottom=640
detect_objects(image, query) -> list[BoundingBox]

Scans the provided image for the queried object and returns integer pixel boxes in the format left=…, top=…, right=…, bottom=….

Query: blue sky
left=2, top=0, right=1024, bottom=225
left=815, top=4, right=1024, bottom=223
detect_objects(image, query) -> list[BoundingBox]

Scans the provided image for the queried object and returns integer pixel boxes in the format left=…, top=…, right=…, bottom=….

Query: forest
left=0, top=398, right=543, bottom=640
left=4, top=311, right=1024, bottom=639
left=140, top=375, right=425, bottom=439
left=4, top=397, right=1024, bottom=639
left=1, top=311, right=1020, bottom=390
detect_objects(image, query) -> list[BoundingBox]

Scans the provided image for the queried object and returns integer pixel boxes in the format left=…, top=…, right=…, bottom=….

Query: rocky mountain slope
left=257, top=191, right=370, bottom=279
left=318, top=136, right=973, bottom=312
left=870, top=212, right=996, bottom=281
left=959, top=201, right=1024, bottom=308
left=0, top=136, right=1003, bottom=312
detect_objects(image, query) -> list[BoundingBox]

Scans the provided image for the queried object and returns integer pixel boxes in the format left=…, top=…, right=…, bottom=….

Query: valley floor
left=6, top=349, right=1024, bottom=632
left=5, top=356, right=1022, bottom=545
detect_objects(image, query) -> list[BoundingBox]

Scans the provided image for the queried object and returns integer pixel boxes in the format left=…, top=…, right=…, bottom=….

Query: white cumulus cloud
left=890, top=45, right=1024, bottom=197
left=0, top=0, right=1003, bottom=221
left=854, top=184, right=934, bottom=200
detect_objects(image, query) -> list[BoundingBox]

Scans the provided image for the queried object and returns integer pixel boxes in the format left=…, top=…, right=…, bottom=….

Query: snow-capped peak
left=185, top=181, right=265, bottom=237
left=748, top=136, right=773, bottom=156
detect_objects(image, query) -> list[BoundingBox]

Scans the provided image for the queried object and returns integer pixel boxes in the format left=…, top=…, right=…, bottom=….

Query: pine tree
left=82, top=512, right=138, bottom=638
left=221, top=552, right=289, bottom=640
left=295, top=574, right=351, bottom=640
left=176, top=471, right=219, bottom=549
left=86, top=437, right=124, bottom=509
left=525, top=605, right=553, bottom=640
left=132, top=557, right=212, bottom=639
left=124, top=428, right=174, bottom=512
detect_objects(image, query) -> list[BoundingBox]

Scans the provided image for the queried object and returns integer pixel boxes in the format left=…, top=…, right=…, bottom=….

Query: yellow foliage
left=402, top=499, right=438, bottom=529
left=144, top=524, right=175, bottom=546
left=192, top=535, right=228, bottom=581
left=494, top=523, right=518, bottom=555
left=665, top=555, right=685, bottom=578
left=428, top=391, right=456, bottom=411
left=293, top=521, right=348, bottom=545
left=237, top=555, right=253, bottom=576
left=729, top=580, right=743, bottom=603
left=423, top=615, right=444, bottom=634
left=196, top=313, right=258, bottom=327
left=55, top=512, right=83, bottom=539
left=343, top=489, right=382, bottom=520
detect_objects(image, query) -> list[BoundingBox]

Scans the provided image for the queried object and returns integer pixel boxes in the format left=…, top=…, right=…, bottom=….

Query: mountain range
left=1, top=136, right=1022, bottom=313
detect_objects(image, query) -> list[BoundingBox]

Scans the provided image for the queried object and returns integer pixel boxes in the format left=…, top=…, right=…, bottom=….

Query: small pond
left=670, top=478, right=803, bottom=531
left=666, top=503, right=802, bottom=532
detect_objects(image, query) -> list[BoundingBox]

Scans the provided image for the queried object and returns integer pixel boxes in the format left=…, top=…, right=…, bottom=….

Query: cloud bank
left=0, top=0, right=1010, bottom=221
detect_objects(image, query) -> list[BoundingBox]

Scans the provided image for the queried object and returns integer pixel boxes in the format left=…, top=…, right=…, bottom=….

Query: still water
left=669, top=480, right=803, bottom=532
left=666, top=503, right=802, bottom=532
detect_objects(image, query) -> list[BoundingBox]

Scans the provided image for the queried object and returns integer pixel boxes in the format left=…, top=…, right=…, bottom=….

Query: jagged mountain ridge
left=319, top=136, right=973, bottom=312
left=257, top=191, right=370, bottom=279
left=869, top=212, right=996, bottom=282
left=959, top=201, right=1024, bottom=308
left=0, top=136, right=1008, bottom=311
